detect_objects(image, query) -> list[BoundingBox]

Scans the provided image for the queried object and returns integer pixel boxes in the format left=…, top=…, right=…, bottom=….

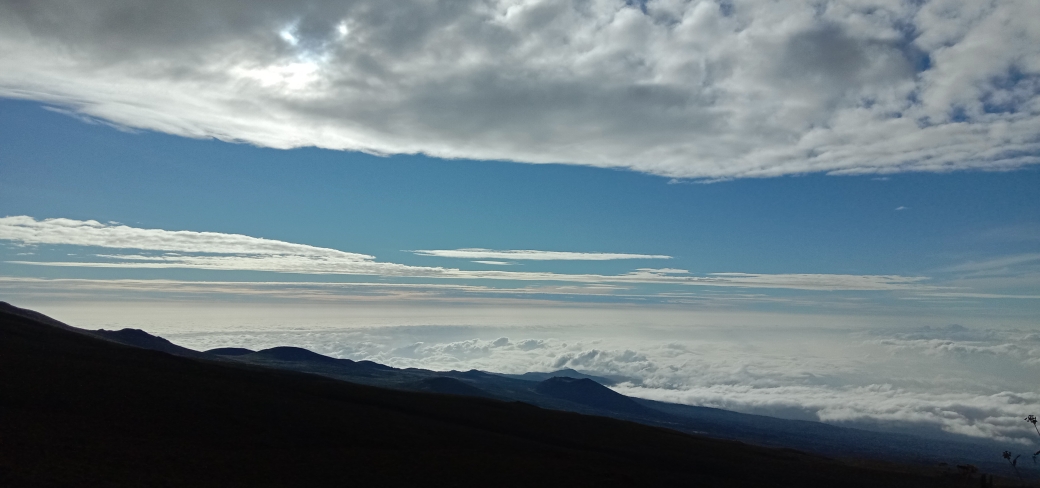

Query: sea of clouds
left=47, top=301, right=1037, bottom=447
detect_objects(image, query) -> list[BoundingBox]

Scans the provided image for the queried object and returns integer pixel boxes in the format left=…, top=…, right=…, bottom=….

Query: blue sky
left=2, top=98, right=1038, bottom=320
left=1, top=0, right=1039, bottom=446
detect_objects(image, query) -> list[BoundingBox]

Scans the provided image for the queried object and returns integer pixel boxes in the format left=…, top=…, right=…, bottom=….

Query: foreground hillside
left=0, top=303, right=991, bottom=487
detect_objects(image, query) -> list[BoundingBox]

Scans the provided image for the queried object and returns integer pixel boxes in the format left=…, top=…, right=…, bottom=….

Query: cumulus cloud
left=1, top=0, right=1038, bottom=179
left=0, top=216, right=938, bottom=291
left=413, top=248, right=671, bottom=260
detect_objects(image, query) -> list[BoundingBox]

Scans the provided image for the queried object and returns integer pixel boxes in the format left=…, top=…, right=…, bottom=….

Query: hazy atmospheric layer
left=1, top=0, right=1038, bottom=179
left=23, top=300, right=1040, bottom=448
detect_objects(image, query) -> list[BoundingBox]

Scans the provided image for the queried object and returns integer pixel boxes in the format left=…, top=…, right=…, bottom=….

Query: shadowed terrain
left=0, top=302, right=1025, bottom=487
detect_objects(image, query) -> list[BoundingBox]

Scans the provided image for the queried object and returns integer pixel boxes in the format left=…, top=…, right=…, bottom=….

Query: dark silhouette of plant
left=1029, top=415, right=1040, bottom=465
left=1003, top=450, right=1023, bottom=483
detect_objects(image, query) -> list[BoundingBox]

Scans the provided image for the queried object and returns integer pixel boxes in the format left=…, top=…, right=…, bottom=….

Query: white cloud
left=0, top=215, right=374, bottom=260
left=941, top=253, right=1040, bottom=274
left=637, top=268, right=689, bottom=274
left=120, top=319, right=1039, bottom=444
left=1, top=1, right=1038, bottom=179
left=471, top=260, right=514, bottom=265
left=616, top=384, right=1040, bottom=443
left=413, top=248, right=672, bottom=260
left=1, top=216, right=938, bottom=291
left=379, top=334, right=1040, bottom=442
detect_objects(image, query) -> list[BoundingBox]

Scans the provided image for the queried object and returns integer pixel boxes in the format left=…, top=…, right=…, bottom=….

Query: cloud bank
left=0, top=216, right=935, bottom=291
left=1, top=0, right=1038, bottom=179
left=142, top=321, right=1040, bottom=445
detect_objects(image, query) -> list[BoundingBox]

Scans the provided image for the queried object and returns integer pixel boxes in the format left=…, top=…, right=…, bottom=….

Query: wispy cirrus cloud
left=1, top=1, right=1038, bottom=179
left=1, top=216, right=938, bottom=292
left=0, top=215, right=374, bottom=260
left=412, top=248, right=671, bottom=261
left=940, top=253, right=1040, bottom=274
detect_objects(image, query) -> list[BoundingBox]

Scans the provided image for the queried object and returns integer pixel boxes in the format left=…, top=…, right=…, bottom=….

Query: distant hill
left=498, top=368, right=620, bottom=386
left=245, top=346, right=342, bottom=363
left=206, top=347, right=254, bottom=356
left=535, top=377, right=656, bottom=416
left=0, top=301, right=974, bottom=487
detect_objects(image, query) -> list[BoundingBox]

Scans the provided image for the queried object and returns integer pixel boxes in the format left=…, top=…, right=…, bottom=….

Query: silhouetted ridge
left=91, top=328, right=206, bottom=358
left=205, top=347, right=255, bottom=356
left=535, top=377, right=649, bottom=414
left=457, top=369, right=499, bottom=380
left=246, top=346, right=343, bottom=363
left=0, top=301, right=79, bottom=332
left=500, top=368, right=618, bottom=386
left=356, top=360, right=395, bottom=370
left=409, top=377, right=495, bottom=399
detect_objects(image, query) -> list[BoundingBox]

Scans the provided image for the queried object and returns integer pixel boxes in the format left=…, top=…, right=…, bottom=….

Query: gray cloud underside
left=1, top=0, right=1038, bottom=179
left=2, top=216, right=932, bottom=291
left=413, top=249, right=671, bottom=260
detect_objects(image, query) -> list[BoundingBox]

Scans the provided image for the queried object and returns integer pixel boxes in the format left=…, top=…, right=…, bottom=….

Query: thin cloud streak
left=0, top=215, right=373, bottom=260
left=2, top=216, right=936, bottom=291
left=7, top=258, right=932, bottom=291
left=413, top=248, right=672, bottom=260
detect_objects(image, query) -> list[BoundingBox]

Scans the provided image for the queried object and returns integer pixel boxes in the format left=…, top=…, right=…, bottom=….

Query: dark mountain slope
left=0, top=302, right=966, bottom=487
left=408, top=376, right=498, bottom=399
left=536, top=377, right=657, bottom=417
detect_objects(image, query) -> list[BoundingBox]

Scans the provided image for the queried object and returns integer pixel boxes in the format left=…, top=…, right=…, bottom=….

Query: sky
left=1, top=0, right=1039, bottom=447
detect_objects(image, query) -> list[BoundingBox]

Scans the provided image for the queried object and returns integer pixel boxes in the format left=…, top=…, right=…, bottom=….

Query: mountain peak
left=206, top=347, right=255, bottom=356
left=535, top=377, right=649, bottom=415
left=247, top=346, right=343, bottom=363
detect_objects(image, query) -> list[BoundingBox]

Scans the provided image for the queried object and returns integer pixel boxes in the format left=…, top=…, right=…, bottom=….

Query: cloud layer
left=0, top=216, right=935, bottom=291
left=120, top=317, right=1039, bottom=445
left=2, top=0, right=1038, bottom=179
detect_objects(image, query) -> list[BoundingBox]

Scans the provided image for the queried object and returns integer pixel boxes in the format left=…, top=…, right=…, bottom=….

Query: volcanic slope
left=0, top=302, right=970, bottom=487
